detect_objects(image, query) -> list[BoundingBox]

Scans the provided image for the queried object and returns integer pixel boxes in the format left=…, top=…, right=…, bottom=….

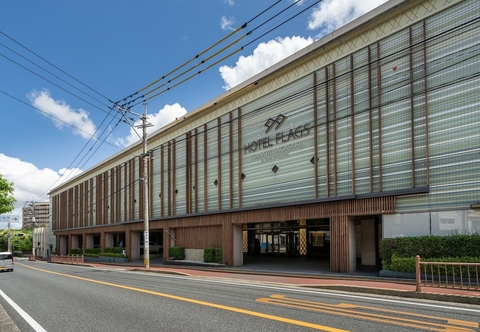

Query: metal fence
left=51, top=255, right=84, bottom=265
left=415, top=255, right=480, bottom=292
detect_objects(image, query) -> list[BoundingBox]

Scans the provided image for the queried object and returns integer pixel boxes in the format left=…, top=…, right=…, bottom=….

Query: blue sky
left=0, top=0, right=387, bottom=220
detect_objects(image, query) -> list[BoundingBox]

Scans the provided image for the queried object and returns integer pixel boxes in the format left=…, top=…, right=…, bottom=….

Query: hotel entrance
left=244, top=219, right=330, bottom=257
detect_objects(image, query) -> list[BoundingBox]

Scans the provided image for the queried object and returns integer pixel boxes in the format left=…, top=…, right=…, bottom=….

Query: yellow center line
left=257, top=295, right=478, bottom=332
left=21, top=264, right=348, bottom=332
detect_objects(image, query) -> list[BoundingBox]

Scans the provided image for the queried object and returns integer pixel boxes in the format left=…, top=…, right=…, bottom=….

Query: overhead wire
left=0, top=30, right=113, bottom=103
left=121, top=0, right=283, bottom=106
left=124, top=0, right=319, bottom=109
left=118, top=0, right=298, bottom=108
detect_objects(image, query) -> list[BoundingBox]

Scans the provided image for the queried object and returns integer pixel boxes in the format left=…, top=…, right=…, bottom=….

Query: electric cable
left=0, top=40, right=112, bottom=109
left=118, top=0, right=305, bottom=107
left=0, top=30, right=113, bottom=103
left=125, top=0, right=320, bottom=108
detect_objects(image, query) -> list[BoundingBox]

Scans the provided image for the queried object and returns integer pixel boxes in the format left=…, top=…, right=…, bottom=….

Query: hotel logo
left=264, top=114, right=286, bottom=133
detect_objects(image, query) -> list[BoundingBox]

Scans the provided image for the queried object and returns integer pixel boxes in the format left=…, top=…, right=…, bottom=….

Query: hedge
left=380, top=234, right=480, bottom=273
left=168, top=246, right=185, bottom=260
left=204, top=247, right=222, bottom=264
left=386, top=254, right=480, bottom=274
left=103, top=247, right=125, bottom=254
left=381, top=234, right=480, bottom=261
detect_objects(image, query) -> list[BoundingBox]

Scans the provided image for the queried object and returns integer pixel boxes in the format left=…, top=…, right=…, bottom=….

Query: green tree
left=0, top=174, right=16, bottom=214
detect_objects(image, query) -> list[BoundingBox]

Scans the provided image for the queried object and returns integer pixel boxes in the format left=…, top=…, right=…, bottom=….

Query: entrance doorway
left=245, top=219, right=330, bottom=257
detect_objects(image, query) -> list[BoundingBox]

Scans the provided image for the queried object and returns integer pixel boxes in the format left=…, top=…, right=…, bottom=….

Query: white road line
left=0, top=289, right=47, bottom=332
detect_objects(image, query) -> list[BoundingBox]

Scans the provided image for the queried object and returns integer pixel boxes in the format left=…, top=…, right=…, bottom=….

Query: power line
left=118, top=0, right=312, bottom=108
left=0, top=30, right=113, bottom=103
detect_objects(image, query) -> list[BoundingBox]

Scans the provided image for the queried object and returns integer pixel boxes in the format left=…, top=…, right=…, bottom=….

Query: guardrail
left=415, top=255, right=480, bottom=292
left=51, top=255, right=84, bottom=265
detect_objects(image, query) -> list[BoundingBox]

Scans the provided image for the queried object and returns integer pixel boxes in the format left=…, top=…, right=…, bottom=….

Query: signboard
left=144, top=231, right=149, bottom=248
left=0, top=214, right=21, bottom=229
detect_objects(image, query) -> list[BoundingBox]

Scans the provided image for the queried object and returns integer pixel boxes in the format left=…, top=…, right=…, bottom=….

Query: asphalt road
left=1, top=260, right=479, bottom=332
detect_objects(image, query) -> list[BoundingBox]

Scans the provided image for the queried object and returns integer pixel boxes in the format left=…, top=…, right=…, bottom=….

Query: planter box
left=98, top=256, right=128, bottom=263
left=84, top=256, right=99, bottom=262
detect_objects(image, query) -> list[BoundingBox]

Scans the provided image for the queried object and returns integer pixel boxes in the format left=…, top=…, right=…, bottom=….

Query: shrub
left=168, top=246, right=185, bottom=260
left=380, top=233, right=480, bottom=270
left=204, top=247, right=223, bottom=264
left=103, top=247, right=124, bottom=254
left=381, top=234, right=480, bottom=273
left=70, top=248, right=82, bottom=255
left=85, top=248, right=101, bottom=255
left=385, top=255, right=480, bottom=274
left=99, top=252, right=125, bottom=258
left=204, top=247, right=215, bottom=263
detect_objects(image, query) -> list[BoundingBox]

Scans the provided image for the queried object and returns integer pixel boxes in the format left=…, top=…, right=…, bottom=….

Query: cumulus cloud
left=307, top=0, right=388, bottom=34
left=117, top=103, right=188, bottom=147
left=0, top=153, right=82, bottom=216
left=221, top=16, right=235, bottom=30
left=28, top=89, right=97, bottom=139
left=219, top=36, right=313, bottom=90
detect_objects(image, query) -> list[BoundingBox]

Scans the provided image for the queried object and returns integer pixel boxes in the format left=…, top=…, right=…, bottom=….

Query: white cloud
left=219, top=36, right=313, bottom=90
left=221, top=15, right=235, bottom=30
left=119, top=103, right=188, bottom=147
left=308, top=0, right=388, bottom=34
left=28, top=89, right=97, bottom=139
left=223, top=0, right=234, bottom=6
left=0, top=153, right=82, bottom=217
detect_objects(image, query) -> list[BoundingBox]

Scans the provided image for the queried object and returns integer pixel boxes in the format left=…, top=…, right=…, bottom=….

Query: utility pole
left=31, top=201, right=36, bottom=260
left=115, top=102, right=152, bottom=268
left=136, top=102, right=152, bottom=268
left=7, top=222, right=11, bottom=252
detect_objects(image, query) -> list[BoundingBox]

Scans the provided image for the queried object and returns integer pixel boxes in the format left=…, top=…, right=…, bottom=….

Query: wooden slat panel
left=175, top=225, right=222, bottom=249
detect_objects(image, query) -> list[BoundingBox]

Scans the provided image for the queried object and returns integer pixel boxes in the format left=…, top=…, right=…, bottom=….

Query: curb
left=303, top=284, right=480, bottom=305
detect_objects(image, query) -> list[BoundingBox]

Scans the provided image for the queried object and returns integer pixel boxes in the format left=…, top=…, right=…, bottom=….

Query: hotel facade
left=50, top=0, right=480, bottom=273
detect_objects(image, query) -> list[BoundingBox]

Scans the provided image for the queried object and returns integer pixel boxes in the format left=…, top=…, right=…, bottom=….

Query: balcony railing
left=415, top=255, right=480, bottom=292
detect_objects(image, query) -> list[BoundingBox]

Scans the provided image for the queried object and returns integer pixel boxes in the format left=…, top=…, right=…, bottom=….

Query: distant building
left=22, top=201, right=55, bottom=258
left=22, top=202, right=49, bottom=228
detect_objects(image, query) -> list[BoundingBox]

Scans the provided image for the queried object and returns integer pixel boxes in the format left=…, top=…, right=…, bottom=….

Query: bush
left=385, top=255, right=480, bottom=274
left=381, top=234, right=480, bottom=273
left=204, top=247, right=222, bottom=264
left=99, top=252, right=125, bottom=258
left=103, top=247, right=124, bottom=254
left=168, top=246, right=185, bottom=260
left=70, top=248, right=82, bottom=255
left=85, top=248, right=101, bottom=255
left=380, top=234, right=480, bottom=270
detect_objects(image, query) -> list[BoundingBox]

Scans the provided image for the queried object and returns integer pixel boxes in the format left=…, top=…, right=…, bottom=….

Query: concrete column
left=71, top=235, right=79, bottom=249
left=105, top=233, right=114, bottom=248
left=232, top=224, right=244, bottom=267
left=59, top=236, right=67, bottom=255
left=361, top=219, right=376, bottom=266
left=86, top=234, right=94, bottom=249
left=128, top=231, right=141, bottom=261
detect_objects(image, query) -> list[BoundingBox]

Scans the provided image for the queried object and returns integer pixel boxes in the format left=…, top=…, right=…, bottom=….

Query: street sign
left=0, top=214, right=21, bottom=229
